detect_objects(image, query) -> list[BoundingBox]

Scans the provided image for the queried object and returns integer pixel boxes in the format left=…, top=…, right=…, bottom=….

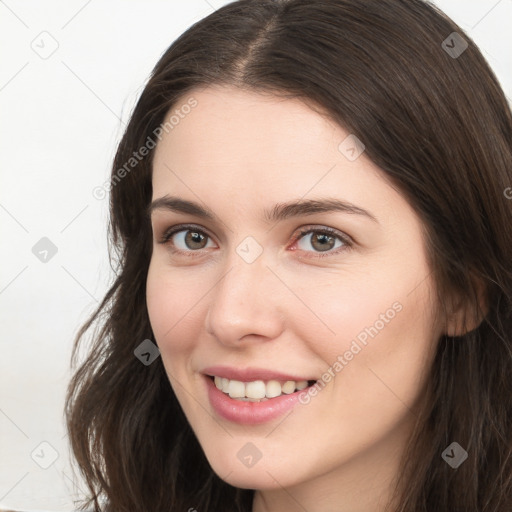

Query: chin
left=203, top=445, right=309, bottom=491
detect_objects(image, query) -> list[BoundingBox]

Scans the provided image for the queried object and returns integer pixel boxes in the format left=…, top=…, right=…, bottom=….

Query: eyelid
left=157, top=222, right=353, bottom=257
left=159, top=223, right=212, bottom=239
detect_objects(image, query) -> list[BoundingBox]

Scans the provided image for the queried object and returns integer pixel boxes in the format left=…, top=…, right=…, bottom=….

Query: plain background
left=1, top=1, right=511, bottom=511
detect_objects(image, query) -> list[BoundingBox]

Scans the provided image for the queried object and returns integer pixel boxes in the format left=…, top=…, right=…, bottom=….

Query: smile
left=203, top=374, right=319, bottom=425
left=211, top=375, right=315, bottom=401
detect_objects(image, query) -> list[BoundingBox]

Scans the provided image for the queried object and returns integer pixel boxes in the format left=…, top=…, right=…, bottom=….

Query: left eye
left=294, top=228, right=349, bottom=254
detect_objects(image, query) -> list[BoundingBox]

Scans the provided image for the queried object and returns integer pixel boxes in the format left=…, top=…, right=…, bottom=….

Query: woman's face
left=146, top=85, right=442, bottom=500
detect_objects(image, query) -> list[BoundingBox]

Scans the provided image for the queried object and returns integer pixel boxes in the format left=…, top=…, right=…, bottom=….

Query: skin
left=146, top=85, right=455, bottom=512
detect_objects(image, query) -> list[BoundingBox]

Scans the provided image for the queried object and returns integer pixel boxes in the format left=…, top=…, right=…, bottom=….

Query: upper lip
left=202, top=365, right=317, bottom=382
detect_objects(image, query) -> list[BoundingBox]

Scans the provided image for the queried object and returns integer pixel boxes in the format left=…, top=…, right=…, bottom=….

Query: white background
left=1, top=1, right=511, bottom=511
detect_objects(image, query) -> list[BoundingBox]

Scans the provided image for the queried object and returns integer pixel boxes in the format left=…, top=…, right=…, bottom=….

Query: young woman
left=65, top=0, right=512, bottom=510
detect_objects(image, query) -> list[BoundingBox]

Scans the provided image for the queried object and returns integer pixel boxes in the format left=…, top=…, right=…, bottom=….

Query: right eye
left=159, top=224, right=217, bottom=255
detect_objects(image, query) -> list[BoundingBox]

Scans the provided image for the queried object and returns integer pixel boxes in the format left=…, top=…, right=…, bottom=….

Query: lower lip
left=204, top=375, right=315, bottom=425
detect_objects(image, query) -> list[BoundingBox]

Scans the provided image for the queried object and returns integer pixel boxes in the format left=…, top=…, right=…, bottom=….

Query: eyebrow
left=148, top=195, right=379, bottom=224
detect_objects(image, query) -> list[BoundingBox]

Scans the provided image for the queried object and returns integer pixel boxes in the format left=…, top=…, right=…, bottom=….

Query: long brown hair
left=65, top=1, right=512, bottom=510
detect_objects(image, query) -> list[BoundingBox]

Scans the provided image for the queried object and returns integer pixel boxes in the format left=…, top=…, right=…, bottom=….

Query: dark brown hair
left=65, top=0, right=512, bottom=510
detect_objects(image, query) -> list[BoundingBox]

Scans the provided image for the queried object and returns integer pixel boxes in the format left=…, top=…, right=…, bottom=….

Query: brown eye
left=182, top=230, right=208, bottom=250
left=160, top=225, right=216, bottom=253
left=294, top=227, right=351, bottom=256
left=310, top=233, right=337, bottom=252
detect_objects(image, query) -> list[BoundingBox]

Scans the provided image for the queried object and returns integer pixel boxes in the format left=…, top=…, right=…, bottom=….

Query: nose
left=204, top=254, right=286, bottom=346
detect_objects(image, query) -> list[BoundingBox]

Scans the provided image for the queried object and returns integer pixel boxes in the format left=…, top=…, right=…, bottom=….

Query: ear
left=444, top=274, right=488, bottom=337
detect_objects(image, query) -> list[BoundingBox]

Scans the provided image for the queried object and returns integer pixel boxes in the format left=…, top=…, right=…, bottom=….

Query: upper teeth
left=213, top=376, right=310, bottom=400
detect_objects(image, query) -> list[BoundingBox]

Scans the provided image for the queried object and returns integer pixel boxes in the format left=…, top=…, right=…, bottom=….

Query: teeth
left=236, top=396, right=269, bottom=402
left=228, top=379, right=245, bottom=398
left=212, top=376, right=313, bottom=399
left=266, top=380, right=282, bottom=398
left=282, top=380, right=297, bottom=394
left=246, top=380, right=266, bottom=398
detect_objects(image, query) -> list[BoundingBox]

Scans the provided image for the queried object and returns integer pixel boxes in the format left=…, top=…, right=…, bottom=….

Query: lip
left=203, top=374, right=317, bottom=425
left=201, top=365, right=317, bottom=382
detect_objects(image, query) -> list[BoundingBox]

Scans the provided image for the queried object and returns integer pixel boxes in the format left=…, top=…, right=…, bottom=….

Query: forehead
left=154, top=87, right=376, bottom=186
left=149, top=85, right=414, bottom=232
left=156, top=86, right=339, bottom=166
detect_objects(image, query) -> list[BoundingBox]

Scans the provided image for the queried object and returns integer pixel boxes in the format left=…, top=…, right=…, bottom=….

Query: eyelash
left=158, top=223, right=353, bottom=259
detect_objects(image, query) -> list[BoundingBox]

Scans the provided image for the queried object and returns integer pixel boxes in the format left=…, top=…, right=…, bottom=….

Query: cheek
left=146, top=259, right=204, bottom=355
left=289, top=266, right=405, bottom=353
left=305, top=257, right=438, bottom=398
left=332, top=288, right=437, bottom=422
